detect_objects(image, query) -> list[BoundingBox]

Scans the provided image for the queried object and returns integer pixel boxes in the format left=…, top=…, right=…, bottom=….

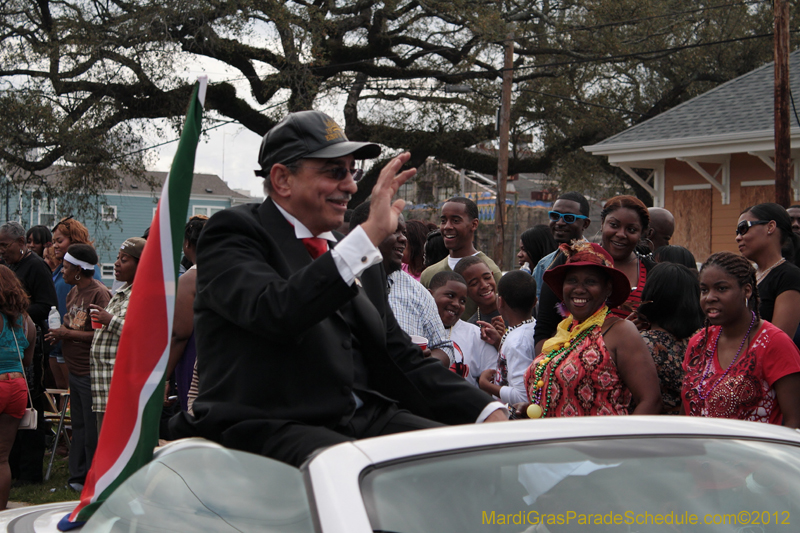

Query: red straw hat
left=543, top=242, right=631, bottom=308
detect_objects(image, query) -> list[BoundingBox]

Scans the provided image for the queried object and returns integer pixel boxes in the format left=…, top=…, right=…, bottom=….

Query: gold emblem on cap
left=324, top=119, right=346, bottom=142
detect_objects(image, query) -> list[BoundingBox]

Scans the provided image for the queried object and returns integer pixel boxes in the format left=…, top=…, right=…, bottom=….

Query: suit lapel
left=258, top=198, right=314, bottom=272
left=347, top=264, right=391, bottom=352
left=259, top=198, right=354, bottom=329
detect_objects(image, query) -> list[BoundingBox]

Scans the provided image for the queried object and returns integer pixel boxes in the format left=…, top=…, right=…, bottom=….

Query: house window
left=436, top=186, right=457, bottom=203
left=101, top=205, right=118, bottom=222
left=192, top=206, right=224, bottom=217
left=101, top=264, right=115, bottom=279
left=38, top=199, right=57, bottom=227
left=397, top=181, right=413, bottom=202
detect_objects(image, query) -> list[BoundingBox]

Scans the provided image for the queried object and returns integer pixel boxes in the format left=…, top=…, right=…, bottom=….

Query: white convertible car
left=2, top=416, right=799, bottom=532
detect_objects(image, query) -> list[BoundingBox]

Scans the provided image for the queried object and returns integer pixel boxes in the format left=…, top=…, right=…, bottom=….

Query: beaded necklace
left=697, top=311, right=756, bottom=400
left=756, top=257, right=785, bottom=285
left=527, top=324, right=597, bottom=419
left=499, top=318, right=534, bottom=347
left=476, top=309, right=495, bottom=323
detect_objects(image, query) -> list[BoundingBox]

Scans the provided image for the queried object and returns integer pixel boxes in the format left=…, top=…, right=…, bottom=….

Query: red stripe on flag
left=69, top=208, right=171, bottom=519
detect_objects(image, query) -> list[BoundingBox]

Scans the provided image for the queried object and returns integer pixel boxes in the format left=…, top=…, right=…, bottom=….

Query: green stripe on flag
left=64, top=78, right=206, bottom=527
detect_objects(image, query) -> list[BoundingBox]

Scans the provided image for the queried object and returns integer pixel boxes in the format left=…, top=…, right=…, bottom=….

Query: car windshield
left=362, top=437, right=800, bottom=533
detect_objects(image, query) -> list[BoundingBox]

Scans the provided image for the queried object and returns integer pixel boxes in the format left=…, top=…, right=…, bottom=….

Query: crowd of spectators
left=2, top=110, right=800, bottom=494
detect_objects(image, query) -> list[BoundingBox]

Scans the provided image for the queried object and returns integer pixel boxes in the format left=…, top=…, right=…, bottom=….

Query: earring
left=75, top=274, right=81, bottom=281
left=745, top=297, right=749, bottom=308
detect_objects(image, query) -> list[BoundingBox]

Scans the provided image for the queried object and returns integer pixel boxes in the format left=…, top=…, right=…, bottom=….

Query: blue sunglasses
left=548, top=211, right=588, bottom=224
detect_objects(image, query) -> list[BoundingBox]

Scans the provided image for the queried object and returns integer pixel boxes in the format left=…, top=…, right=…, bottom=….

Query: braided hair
left=185, top=215, right=208, bottom=247
left=698, top=251, right=760, bottom=352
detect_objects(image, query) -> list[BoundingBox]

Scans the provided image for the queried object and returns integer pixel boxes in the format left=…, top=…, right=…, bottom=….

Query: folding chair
left=44, top=389, right=71, bottom=481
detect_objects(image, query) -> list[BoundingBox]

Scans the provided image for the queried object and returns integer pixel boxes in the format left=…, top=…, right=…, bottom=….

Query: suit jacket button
left=341, top=386, right=351, bottom=395
left=342, top=340, right=351, bottom=349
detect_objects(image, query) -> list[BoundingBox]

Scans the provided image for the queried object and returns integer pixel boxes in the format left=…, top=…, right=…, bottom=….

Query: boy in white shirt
left=429, top=271, right=498, bottom=387
left=478, top=270, right=537, bottom=405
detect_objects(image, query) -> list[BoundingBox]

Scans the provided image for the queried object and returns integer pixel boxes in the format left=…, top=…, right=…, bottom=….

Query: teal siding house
left=1, top=169, right=255, bottom=287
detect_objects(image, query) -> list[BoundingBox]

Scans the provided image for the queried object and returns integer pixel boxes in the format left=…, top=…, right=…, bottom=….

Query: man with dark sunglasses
left=170, top=110, right=506, bottom=467
left=531, top=192, right=592, bottom=300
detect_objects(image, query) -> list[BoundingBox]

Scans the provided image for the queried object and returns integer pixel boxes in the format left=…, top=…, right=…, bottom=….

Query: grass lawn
left=9, top=453, right=78, bottom=506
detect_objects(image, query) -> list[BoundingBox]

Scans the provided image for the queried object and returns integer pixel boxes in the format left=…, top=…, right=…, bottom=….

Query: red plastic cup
left=410, top=335, right=428, bottom=351
left=90, top=310, right=103, bottom=330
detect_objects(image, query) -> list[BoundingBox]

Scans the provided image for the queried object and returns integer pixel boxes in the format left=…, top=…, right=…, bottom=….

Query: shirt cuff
left=106, top=315, right=124, bottom=336
left=476, top=401, right=509, bottom=423
left=330, top=226, right=383, bottom=286
left=428, top=340, right=456, bottom=364
left=498, top=385, right=525, bottom=406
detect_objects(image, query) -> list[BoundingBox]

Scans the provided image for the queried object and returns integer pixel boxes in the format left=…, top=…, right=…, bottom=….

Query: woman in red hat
left=516, top=241, right=662, bottom=418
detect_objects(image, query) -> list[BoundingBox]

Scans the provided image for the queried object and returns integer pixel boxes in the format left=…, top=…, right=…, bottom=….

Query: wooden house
left=585, top=50, right=800, bottom=262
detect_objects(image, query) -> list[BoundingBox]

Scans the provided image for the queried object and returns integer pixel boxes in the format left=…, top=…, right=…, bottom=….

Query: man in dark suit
left=170, top=111, right=506, bottom=467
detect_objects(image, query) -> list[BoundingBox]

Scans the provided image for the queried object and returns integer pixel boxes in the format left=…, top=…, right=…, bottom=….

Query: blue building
left=1, top=168, right=255, bottom=287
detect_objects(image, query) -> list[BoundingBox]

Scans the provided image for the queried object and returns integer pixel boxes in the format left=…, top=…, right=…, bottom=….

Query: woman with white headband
left=44, top=243, right=110, bottom=492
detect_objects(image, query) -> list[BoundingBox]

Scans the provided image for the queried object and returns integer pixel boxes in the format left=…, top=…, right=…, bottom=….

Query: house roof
left=586, top=50, right=800, bottom=160
left=123, top=171, right=251, bottom=199
left=15, top=166, right=251, bottom=199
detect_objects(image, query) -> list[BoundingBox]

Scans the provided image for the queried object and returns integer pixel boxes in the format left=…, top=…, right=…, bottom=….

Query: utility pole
left=494, top=31, right=514, bottom=269
left=774, top=0, right=791, bottom=207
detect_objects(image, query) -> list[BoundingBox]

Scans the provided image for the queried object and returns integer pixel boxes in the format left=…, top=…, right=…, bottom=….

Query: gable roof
left=126, top=172, right=251, bottom=199
left=586, top=50, right=800, bottom=157
left=12, top=166, right=251, bottom=199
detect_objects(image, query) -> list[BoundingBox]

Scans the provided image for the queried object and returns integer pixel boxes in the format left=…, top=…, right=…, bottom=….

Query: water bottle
left=48, top=306, right=61, bottom=330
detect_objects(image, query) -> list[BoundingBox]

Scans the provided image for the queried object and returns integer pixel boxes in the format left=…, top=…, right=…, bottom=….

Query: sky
left=148, top=54, right=274, bottom=199
left=153, top=122, right=265, bottom=199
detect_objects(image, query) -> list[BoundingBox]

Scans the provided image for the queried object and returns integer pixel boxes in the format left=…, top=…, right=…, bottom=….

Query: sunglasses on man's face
left=735, top=220, right=769, bottom=236
left=323, top=167, right=363, bottom=182
left=548, top=211, right=588, bottom=225
left=288, top=163, right=364, bottom=182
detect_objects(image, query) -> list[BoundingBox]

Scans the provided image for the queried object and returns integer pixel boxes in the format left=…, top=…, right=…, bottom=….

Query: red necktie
left=302, top=237, right=328, bottom=259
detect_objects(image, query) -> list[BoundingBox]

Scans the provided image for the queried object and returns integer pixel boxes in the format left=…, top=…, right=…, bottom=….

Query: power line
left=508, top=0, right=762, bottom=38
left=0, top=1, right=772, bottom=96
left=103, top=0, right=759, bottom=86
left=516, top=89, right=644, bottom=116
left=117, top=99, right=288, bottom=160
left=18, top=99, right=289, bottom=176
left=509, top=31, right=787, bottom=74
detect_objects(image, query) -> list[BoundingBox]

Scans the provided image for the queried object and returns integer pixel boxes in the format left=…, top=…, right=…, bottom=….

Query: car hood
left=0, top=502, right=77, bottom=532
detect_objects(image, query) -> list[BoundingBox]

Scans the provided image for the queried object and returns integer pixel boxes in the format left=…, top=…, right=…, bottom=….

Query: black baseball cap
left=255, top=111, right=381, bottom=177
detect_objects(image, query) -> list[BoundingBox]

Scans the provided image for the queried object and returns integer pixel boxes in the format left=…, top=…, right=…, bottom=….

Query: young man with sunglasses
left=531, top=192, right=592, bottom=300
left=169, top=111, right=506, bottom=468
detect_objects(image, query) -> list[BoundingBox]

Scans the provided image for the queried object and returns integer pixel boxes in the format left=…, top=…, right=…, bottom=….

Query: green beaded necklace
left=527, top=325, right=597, bottom=419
